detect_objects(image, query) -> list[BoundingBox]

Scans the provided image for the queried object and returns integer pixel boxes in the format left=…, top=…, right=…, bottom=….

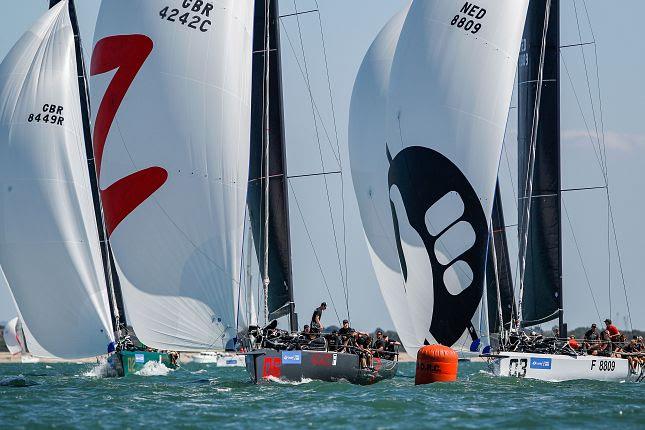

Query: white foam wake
left=135, top=361, right=173, bottom=376
left=83, top=362, right=118, bottom=378
left=265, top=376, right=313, bottom=385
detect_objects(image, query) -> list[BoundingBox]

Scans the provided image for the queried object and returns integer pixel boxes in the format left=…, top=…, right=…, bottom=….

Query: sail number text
left=591, top=360, right=616, bottom=372
left=159, top=1, right=213, bottom=33
left=508, top=358, right=527, bottom=378
left=450, top=2, right=486, bottom=35
left=27, top=104, right=64, bottom=126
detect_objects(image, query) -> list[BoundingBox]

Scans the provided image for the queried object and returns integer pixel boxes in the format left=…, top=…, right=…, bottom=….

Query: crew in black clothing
left=372, top=330, right=386, bottom=357
left=310, top=302, right=327, bottom=333
left=583, top=323, right=600, bottom=350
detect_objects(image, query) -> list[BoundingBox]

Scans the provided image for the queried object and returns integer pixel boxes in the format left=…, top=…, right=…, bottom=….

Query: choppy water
left=0, top=361, right=643, bottom=429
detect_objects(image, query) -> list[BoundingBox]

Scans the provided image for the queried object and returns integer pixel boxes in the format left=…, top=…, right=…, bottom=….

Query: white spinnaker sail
left=350, top=1, right=527, bottom=354
left=349, top=3, right=417, bottom=353
left=0, top=1, right=114, bottom=359
left=90, top=1, right=254, bottom=351
left=3, top=317, right=22, bottom=355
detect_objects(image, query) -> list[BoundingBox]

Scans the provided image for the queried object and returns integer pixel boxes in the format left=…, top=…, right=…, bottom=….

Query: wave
left=0, top=375, right=39, bottom=387
left=135, top=361, right=174, bottom=377
left=265, top=376, right=314, bottom=385
left=83, top=362, right=119, bottom=378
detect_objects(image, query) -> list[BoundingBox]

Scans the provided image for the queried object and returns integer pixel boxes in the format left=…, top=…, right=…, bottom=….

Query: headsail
left=248, top=0, right=295, bottom=324
left=517, top=0, right=562, bottom=326
left=486, top=182, right=515, bottom=334
left=350, top=0, right=528, bottom=353
left=90, top=0, right=254, bottom=351
left=0, top=1, right=114, bottom=358
left=2, top=317, right=23, bottom=355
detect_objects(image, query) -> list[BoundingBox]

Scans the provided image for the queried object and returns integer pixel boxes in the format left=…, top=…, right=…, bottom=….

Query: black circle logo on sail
left=387, top=146, right=487, bottom=347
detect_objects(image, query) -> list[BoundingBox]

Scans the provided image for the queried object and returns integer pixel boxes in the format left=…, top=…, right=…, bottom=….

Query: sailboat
left=88, top=0, right=254, bottom=368
left=349, top=0, right=528, bottom=359
left=240, top=0, right=398, bottom=386
left=0, top=0, right=179, bottom=376
left=0, top=0, right=124, bottom=367
left=486, top=0, right=643, bottom=383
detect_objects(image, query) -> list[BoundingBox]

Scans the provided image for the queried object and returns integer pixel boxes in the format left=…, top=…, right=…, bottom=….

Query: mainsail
left=0, top=1, right=114, bottom=358
left=517, top=0, right=562, bottom=326
left=350, top=0, right=528, bottom=353
left=248, top=0, right=295, bottom=325
left=90, top=0, right=254, bottom=351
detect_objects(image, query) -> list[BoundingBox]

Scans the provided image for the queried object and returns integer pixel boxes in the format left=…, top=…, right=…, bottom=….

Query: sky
left=0, top=1, right=644, bottom=333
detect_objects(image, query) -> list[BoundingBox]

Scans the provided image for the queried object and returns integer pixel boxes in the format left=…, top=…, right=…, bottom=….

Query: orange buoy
left=415, top=344, right=458, bottom=385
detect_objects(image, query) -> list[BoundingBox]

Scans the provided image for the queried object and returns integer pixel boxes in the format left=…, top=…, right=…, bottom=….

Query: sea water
left=0, top=361, right=643, bottom=429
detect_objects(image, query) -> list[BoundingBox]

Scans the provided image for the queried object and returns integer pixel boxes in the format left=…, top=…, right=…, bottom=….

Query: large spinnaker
left=350, top=0, right=528, bottom=352
left=0, top=2, right=114, bottom=359
left=90, top=0, right=254, bottom=351
left=349, top=3, right=417, bottom=353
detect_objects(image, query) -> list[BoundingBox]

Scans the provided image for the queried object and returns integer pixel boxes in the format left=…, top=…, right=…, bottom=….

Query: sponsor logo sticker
left=332, top=353, right=338, bottom=366
left=135, top=353, right=145, bottom=364
left=311, top=353, right=333, bottom=367
left=281, top=351, right=302, bottom=365
left=530, top=357, right=552, bottom=370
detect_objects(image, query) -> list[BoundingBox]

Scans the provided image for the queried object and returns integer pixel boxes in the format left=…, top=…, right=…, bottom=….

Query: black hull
left=245, top=349, right=398, bottom=385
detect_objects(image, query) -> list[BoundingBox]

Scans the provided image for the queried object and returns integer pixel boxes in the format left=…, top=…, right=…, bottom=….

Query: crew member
left=338, top=319, right=354, bottom=352
left=604, top=319, right=621, bottom=342
left=583, top=323, right=600, bottom=350
left=568, top=335, right=580, bottom=351
left=372, top=330, right=386, bottom=357
left=310, top=302, right=327, bottom=333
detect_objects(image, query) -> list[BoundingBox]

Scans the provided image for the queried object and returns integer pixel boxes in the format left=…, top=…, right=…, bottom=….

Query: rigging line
left=313, top=0, right=350, bottom=321
left=279, top=9, right=317, bottom=18
left=235, top=210, right=248, bottom=334
left=582, top=0, right=614, bottom=319
left=288, top=171, right=341, bottom=180
left=562, top=199, right=602, bottom=323
left=582, top=0, right=609, bottom=180
left=288, top=182, right=342, bottom=324
left=607, top=194, right=633, bottom=332
left=280, top=24, right=342, bottom=166
left=503, top=130, right=518, bottom=211
left=573, top=0, right=606, bottom=177
left=575, top=0, right=617, bottom=317
left=559, top=53, right=605, bottom=174
left=292, top=0, right=348, bottom=302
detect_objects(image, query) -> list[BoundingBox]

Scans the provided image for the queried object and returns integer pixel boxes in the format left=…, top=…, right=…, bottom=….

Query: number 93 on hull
left=489, top=352, right=641, bottom=382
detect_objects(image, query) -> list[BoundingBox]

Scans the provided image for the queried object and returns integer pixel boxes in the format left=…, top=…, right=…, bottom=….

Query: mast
left=50, top=0, right=125, bottom=338
left=249, top=0, right=297, bottom=332
left=262, top=0, right=271, bottom=326
left=517, top=0, right=562, bottom=332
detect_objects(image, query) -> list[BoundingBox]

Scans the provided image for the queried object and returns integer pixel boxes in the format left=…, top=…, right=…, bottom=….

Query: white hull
left=191, top=352, right=244, bottom=367
left=491, top=352, right=640, bottom=382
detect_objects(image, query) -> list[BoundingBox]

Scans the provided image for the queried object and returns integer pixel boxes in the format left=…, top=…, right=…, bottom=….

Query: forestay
left=90, top=0, right=254, bottom=351
left=350, top=0, right=528, bottom=353
left=0, top=1, right=114, bottom=359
